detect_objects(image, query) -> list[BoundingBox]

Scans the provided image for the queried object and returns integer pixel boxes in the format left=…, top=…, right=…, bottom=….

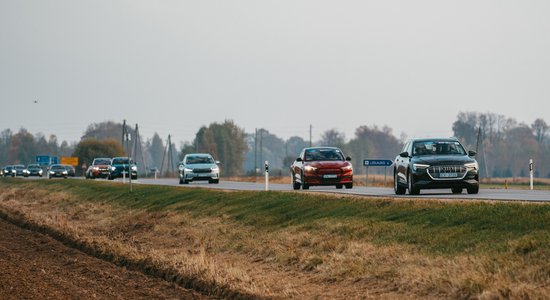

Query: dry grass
left=1, top=180, right=550, bottom=299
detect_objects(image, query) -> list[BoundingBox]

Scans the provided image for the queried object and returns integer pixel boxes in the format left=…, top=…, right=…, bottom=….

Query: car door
left=395, top=141, right=411, bottom=184
left=292, top=149, right=306, bottom=183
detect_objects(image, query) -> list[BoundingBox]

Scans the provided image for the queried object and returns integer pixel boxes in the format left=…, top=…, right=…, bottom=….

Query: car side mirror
left=345, top=156, right=352, bottom=161
left=399, top=151, right=409, bottom=158
left=215, top=161, right=221, bottom=164
left=296, top=157, right=302, bottom=162
left=468, top=150, right=477, bottom=157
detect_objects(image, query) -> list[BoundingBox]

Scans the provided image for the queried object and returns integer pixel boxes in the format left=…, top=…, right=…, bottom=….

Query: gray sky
left=1, top=0, right=549, bottom=145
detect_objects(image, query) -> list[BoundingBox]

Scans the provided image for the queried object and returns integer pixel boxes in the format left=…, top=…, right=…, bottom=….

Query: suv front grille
left=428, top=165, right=467, bottom=180
left=193, top=168, right=212, bottom=173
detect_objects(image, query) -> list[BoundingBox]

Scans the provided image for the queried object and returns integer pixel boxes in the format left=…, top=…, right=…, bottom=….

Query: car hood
left=92, top=164, right=111, bottom=168
left=305, top=161, right=350, bottom=168
left=185, top=163, right=217, bottom=169
left=412, top=155, right=476, bottom=165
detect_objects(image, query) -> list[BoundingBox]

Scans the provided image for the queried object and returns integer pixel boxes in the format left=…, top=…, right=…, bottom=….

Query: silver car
left=178, top=153, right=220, bottom=184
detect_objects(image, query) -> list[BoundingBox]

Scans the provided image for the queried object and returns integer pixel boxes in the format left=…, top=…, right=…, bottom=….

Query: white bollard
left=529, top=159, right=534, bottom=190
left=265, top=160, right=269, bottom=191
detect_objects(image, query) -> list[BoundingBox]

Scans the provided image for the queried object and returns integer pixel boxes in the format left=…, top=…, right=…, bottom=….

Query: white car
left=178, top=153, right=220, bottom=184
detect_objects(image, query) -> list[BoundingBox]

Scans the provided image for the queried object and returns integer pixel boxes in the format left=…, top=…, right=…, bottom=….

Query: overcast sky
left=1, top=0, right=549, bottom=145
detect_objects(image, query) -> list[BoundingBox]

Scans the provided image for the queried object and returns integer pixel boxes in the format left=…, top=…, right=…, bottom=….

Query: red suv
left=290, top=147, right=353, bottom=190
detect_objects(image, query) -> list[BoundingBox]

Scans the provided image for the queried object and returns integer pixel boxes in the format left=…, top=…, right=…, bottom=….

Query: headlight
left=413, top=163, right=430, bottom=171
left=131, top=165, right=137, bottom=171
left=184, top=168, right=193, bottom=173
left=465, top=162, right=478, bottom=171
left=62, top=171, right=68, bottom=174
left=178, top=164, right=185, bottom=171
left=111, top=166, right=116, bottom=171
left=341, top=165, right=353, bottom=171
left=304, top=165, right=317, bottom=172
left=211, top=165, right=219, bottom=171
left=49, top=171, right=55, bottom=174
left=39, top=170, right=43, bottom=174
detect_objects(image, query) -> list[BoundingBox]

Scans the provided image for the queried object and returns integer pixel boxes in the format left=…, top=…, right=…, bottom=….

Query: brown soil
left=0, top=218, right=207, bottom=300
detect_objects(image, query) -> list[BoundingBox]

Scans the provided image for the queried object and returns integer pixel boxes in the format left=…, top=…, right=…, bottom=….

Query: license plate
left=323, top=174, right=337, bottom=179
left=440, top=173, right=458, bottom=178
left=199, top=173, right=211, bottom=177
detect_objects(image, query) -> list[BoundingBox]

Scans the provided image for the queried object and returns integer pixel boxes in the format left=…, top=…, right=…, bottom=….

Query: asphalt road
left=132, top=178, right=550, bottom=202
left=10, top=176, right=550, bottom=202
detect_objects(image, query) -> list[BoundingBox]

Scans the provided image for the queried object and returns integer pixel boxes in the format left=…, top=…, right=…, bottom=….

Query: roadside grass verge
left=1, top=178, right=550, bottom=299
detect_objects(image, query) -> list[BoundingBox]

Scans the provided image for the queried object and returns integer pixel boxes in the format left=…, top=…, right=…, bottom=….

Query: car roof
left=409, top=137, right=459, bottom=143
left=303, top=147, right=342, bottom=151
left=185, top=153, right=212, bottom=157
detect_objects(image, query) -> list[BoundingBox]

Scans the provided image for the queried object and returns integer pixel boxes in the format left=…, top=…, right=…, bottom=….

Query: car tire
left=301, top=171, right=309, bottom=189
left=292, top=173, right=301, bottom=190
left=345, top=183, right=353, bottom=189
left=208, top=179, right=219, bottom=184
left=131, top=176, right=138, bottom=180
left=336, top=184, right=343, bottom=189
left=408, top=171, right=420, bottom=195
left=179, top=178, right=184, bottom=184
left=452, top=187, right=463, bottom=194
left=183, top=180, right=189, bottom=184
left=108, top=175, right=114, bottom=180
left=467, top=186, right=479, bottom=194
left=394, top=172, right=406, bottom=195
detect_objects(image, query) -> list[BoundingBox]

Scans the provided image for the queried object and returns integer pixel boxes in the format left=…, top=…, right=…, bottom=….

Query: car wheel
left=467, top=186, right=479, bottom=194
left=183, top=179, right=189, bottom=184
left=408, top=171, right=420, bottom=195
left=292, top=173, right=301, bottom=190
left=179, top=178, right=184, bottom=184
left=336, top=184, right=343, bottom=189
left=301, top=171, right=309, bottom=189
left=131, top=176, right=138, bottom=180
left=394, top=172, right=406, bottom=195
left=452, top=187, right=463, bottom=194
left=108, top=175, right=114, bottom=180
left=345, top=183, right=353, bottom=189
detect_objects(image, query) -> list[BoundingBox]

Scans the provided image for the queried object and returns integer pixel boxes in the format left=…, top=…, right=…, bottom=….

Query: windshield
left=412, top=141, right=466, bottom=156
left=51, top=165, right=65, bottom=170
left=185, top=156, right=214, bottom=164
left=28, top=166, right=41, bottom=170
left=304, top=148, right=344, bottom=161
left=112, top=158, right=132, bottom=165
left=93, top=159, right=111, bottom=165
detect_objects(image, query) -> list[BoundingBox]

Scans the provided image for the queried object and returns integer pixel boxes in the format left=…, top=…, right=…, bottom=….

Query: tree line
left=1, top=113, right=549, bottom=178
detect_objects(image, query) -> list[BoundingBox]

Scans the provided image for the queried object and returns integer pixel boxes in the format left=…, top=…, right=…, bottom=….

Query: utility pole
left=309, top=124, right=312, bottom=147
left=133, top=124, right=148, bottom=177
left=254, top=128, right=258, bottom=177
left=122, top=119, right=127, bottom=155
left=259, top=129, right=263, bottom=174
left=475, top=127, right=481, bottom=154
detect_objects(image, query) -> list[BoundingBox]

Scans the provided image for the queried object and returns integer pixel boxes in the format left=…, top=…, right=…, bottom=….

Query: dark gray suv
left=394, top=138, right=479, bottom=195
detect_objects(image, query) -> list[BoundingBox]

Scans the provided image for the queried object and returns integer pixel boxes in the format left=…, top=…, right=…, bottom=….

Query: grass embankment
left=1, top=179, right=549, bottom=299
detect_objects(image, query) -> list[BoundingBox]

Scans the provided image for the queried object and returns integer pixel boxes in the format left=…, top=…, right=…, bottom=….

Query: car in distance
left=24, top=164, right=43, bottom=177
left=11, top=165, right=27, bottom=177
left=290, top=147, right=353, bottom=190
left=85, top=158, right=112, bottom=179
left=48, top=164, right=68, bottom=179
left=1, top=165, right=12, bottom=177
left=178, top=153, right=220, bottom=184
left=109, top=157, right=137, bottom=180
left=393, top=138, right=479, bottom=195
left=63, top=165, right=76, bottom=177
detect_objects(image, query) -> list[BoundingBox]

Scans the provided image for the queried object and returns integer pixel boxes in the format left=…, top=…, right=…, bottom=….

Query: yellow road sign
left=61, top=157, right=79, bottom=166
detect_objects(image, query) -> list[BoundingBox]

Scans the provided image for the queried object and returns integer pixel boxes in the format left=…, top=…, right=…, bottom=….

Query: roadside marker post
left=265, top=161, right=269, bottom=191
left=529, top=159, right=534, bottom=190
left=363, top=159, right=393, bottom=189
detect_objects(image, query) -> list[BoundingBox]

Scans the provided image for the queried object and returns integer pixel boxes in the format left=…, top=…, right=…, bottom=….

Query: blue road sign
left=363, top=159, right=393, bottom=167
left=36, top=155, right=51, bottom=166
left=51, top=156, right=59, bottom=164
